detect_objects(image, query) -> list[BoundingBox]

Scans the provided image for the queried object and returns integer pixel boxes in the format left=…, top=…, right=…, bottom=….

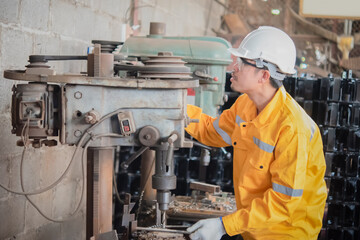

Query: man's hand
left=186, top=218, right=226, bottom=240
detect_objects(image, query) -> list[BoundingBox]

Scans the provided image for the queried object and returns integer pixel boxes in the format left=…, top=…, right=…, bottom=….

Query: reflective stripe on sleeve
left=213, top=118, right=232, bottom=145
left=272, top=182, right=303, bottom=197
left=236, top=115, right=245, bottom=126
left=310, top=122, right=315, bottom=142
left=253, top=137, right=275, bottom=153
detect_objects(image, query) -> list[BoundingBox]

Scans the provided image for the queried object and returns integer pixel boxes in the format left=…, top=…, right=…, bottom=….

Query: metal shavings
left=133, top=231, right=186, bottom=240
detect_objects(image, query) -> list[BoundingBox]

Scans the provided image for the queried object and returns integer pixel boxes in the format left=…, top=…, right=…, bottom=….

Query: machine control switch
left=117, top=111, right=136, bottom=136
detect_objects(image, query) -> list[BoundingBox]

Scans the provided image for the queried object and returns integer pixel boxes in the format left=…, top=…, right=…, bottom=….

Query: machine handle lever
left=121, top=146, right=149, bottom=169
left=165, top=133, right=178, bottom=167
left=167, top=133, right=178, bottom=144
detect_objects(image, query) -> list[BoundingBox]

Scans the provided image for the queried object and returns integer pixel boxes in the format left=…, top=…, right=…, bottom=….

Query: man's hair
left=269, top=76, right=283, bottom=89
left=255, top=66, right=283, bottom=89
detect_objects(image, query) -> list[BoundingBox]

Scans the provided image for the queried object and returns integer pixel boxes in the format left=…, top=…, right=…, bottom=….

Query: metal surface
left=86, top=147, right=115, bottom=239
left=85, top=110, right=101, bottom=124
left=161, top=211, right=166, bottom=228
left=25, top=62, right=56, bottom=75
left=130, top=220, right=187, bottom=239
left=138, top=126, right=160, bottom=147
left=25, top=55, right=87, bottom=75
left=91, top=40, right=123, bottom=53
left=4, top=70, right=198, bottom=89
left=138, top=52, right=192, bottom=79
left=28, top=55, right=88, bottom=63
left=93, top=44, right=101, bottom=77
left=120, top=36, right=231, bottom=64
left=117, top=111, right=136, bottom=136
left=149, top=22, right=166, bottom=36
left=190, top=181, right=220, bottom=194
left=114, top=63, right=193, bottom=73
left=120, top=194, right=136, bottom=239
left=0, top=21, right=241, bottom=240
left=190, top=140, right=212, bottom=151
left=167, top=193, right=236, bottom=221
left=152, top=141, right=177, bottom=211
left=114, top=61, right=194, bottom=79
left=121, top=146, right=149, bottom=170
left=120, top=27, right=232, bottom=117
left=3, top=22, right=233, bottom=239
left=5, top=44, right=199, bottom=239
left=134, top=232, right=186, bottom=240
left=63, top=84, right=192, bottom=148
left=135, top=227, right=189, bottom=235
left=11, top=83, right=60, bottom=143
left=87, top=52, right=114, bottom=77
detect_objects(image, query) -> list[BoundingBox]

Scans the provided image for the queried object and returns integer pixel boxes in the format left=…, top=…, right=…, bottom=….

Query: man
left=185, top=26, right=327, bottom=240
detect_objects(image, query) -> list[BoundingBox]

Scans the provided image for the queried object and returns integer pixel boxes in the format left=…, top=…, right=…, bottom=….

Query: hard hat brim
left=227, top=48, right=243, bottom=57
left=286, top=69, right=296, bottom=75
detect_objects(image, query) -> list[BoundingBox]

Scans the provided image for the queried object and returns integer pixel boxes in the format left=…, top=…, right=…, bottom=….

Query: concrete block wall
left=138, top=0, right=226, bottom=36
left=0, top=0, right=226, bottom=239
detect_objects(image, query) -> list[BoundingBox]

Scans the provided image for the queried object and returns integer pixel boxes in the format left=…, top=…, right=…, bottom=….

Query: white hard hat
left=228, top=26, right=296, bottom=75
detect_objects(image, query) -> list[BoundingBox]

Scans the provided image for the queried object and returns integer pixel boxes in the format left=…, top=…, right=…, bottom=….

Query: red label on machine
left=187, top=88, right=196, bottom=96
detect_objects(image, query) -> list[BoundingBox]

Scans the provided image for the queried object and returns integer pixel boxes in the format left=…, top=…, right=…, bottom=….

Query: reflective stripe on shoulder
left=310, top=122, right=316, bottom=142
left=272, top=182, right=303, bottom=197
left=236, top=115, right=245, bottom=126
left=253, top=137, right=275, bottom=153
left=213, top=118, right=232, bottom=145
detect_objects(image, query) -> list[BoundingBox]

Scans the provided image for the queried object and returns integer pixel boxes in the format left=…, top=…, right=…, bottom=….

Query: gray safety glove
left=187, top=217, right=226, bottom=240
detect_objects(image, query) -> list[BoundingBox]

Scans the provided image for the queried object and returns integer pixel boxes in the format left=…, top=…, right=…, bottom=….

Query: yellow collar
left=242, top=86, right=287, bottom=128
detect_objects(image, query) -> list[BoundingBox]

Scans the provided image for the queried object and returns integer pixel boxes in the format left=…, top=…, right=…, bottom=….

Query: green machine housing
left=120, top=35, right=232, bottom=117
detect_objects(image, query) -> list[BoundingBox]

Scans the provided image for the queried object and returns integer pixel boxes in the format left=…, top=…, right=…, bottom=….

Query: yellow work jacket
left=185, top=86, right=327, bottom=239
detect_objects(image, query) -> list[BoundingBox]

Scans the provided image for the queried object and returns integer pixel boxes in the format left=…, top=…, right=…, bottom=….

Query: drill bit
left=161, top=211, right=166, bottom=228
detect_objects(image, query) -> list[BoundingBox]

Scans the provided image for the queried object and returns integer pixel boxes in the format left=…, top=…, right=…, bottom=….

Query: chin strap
left=255, top=59, right=286, bottom=81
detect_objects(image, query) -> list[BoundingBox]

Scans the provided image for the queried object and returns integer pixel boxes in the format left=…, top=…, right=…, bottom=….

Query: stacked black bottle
left=283, top=71, right=360, bottom=240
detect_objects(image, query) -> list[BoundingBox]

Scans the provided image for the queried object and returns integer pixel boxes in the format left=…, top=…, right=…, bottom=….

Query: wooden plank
left=340, top=57, right=360, bottom=70
left=222, top=14, right=249, bottom=35
left=190, top=181, right=220, bottom=193
left=289, top=7, right=338, bottom=43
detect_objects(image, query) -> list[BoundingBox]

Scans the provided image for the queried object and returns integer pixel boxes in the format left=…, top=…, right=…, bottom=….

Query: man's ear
left=258, top=70, right=271, bottom=84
